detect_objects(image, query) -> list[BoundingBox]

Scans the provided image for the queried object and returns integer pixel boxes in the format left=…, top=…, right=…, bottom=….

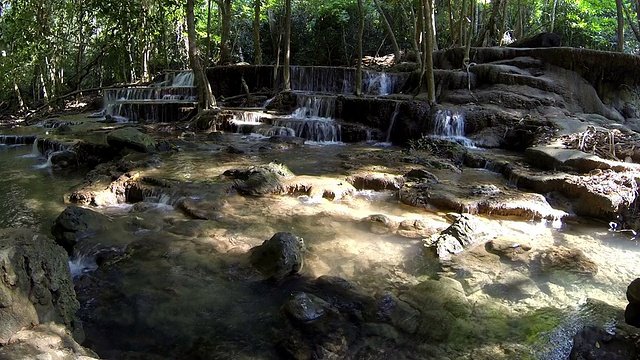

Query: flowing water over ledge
left=0, top=120, right=639, bottom=358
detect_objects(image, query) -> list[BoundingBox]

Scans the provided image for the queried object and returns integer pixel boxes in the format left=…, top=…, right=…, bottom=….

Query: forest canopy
left=0, top=0, right=639, bottom=110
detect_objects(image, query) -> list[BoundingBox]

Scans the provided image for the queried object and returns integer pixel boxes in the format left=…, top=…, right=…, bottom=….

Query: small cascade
left=271, top=118, right=341, bottom=142
left=102, top=70, right=198, bottom=122
left=0, top=135, right=37, bottom=146
left=364, top=71, right=394, bottom=96
left=385, top=102, right=401, bottom=143
left=432, top=109, right=475, bottom=147
left=291, top=94, right=336, bottom=119
left=291, top=66, right=355, bottom=94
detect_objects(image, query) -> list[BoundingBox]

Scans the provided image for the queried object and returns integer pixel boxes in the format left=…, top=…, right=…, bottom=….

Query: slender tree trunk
left=549, top=0, right=558, bottom=33
left=447, top=0, right=456, bottom=46
left=423, top=0, right=435, bottom=103
left=459, top=0, right=466, bottom=47
left=372, top=0, right=401, bottom=63
left=218, top=0, right=232, bottom=64
left=410, top=3, right=422, bottom=66
left=253, top=0, right=263, bottom=64
left=616, top=0, right=625, bottom=52
left=206, top=0, right=212, bottom=67
left=624, top=2, right=640, bottom=42
left=499, top=0, right=509, bottom=44
left=431, top=0, right=438, bottom=51
left=464, top=0, right=475, bottom=67
left=356, top=0, right=364, bottom=96
left=187, top=0, right=216, bottom=111
left=515, top=0, right=523, bottom=39
left=14, top=83, right=25, bottom=110
left=283, top=0, right=291, bottom=91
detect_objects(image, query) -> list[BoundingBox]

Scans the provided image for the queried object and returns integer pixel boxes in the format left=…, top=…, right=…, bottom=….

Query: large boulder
left=227, top=163, right=294, bottom=196
left=51, top=206, right=112, bottom=255
left=0, top=228, right=82, bottom=345
left=106, top=127, right=157, bottom=153
left=249, top=232, right=305, bottom=279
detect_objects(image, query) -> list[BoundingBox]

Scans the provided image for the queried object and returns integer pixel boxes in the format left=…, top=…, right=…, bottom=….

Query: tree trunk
left=253, top=0, right=263, bottom=64
left=624, top=1, right=640, bottom=42
left=616, top=0, right=625, bottom=52
left=356, top=0, right=364, bottom=96
left=549, top=0, right=558, bottom=33
left=431, top=0, right=438, bottom=51
left=464, top=0, right=476, bottom=67
left=499, top=0, right=509, bottom=44
left=206, top=0, right=212, bottom=67
left=218, top=0, right=232, bottom=64
left=458, top=0, right=466, bottom=47
left=372, top=0, right=401, bottom=63
left=187, top=0, right=216, bottom=111
left=447, top=0, right=456, bottom=46
left=283, top=0, right=291, bottom=91
left=419, top=0, right=435, bottom=103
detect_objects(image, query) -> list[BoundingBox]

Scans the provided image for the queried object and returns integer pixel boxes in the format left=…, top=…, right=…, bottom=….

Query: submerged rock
left=249, top=232, right=305, bottom=279
left=51, top=206, right=112, bottom=255
left=0, top=323, right=98, bottom=360
left=0, top=228, right=82, bottom=345
left=106, top=127, right=157, bottom=153
left=361, top=214, right=399, bottom=234
left=536, top=247, right=598, bottom=277
left=485, top=238, right=533, bottom=263
left=284, top=292, right=329, bottom=322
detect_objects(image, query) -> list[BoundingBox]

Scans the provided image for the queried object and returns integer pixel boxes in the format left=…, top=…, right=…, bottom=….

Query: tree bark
left=253, top=0, right=263, bottom=64
left=206, top=0, right=212, bottom=67
left=356, top=0, right=364, bottom=96
left=187, top=0, right=216, bottom=111
left=283, top=0, right=291, bottom=91
left=616, top=0, right=625, bottom=52
left=372, top=0, right=401, bottom=63
left=218, top=0, right=232, bottom=64
left=464, top=0, right=475, bottom=67
left=549, top=0, right=558, bottom=33
left=419, top=0, right=435, bottom=104
left=624, top=1, right=640, bottom=43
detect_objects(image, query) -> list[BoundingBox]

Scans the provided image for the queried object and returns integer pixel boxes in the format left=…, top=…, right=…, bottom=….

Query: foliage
left=0, top=0, right=638, bottom=111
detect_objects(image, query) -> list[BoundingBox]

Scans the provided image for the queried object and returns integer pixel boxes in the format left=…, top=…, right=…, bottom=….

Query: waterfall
left=291, top=94, right=335, bottom=119
left=172, top=71, right=195, bottom=87
left=432, top=109, right=475, bottom=147
left=272, top=118, right=341, bottom=142
left=385, top=102, right=401, bottom=143
left=102, top=71, right=197, bottom=122
left=364, top=71, right=394, bottom=96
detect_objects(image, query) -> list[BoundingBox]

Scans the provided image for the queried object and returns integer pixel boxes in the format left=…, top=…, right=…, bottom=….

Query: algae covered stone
left=106, top=127, right=157, bottom=153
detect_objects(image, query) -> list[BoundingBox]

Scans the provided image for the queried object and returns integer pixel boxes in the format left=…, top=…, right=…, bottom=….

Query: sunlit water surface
left=1, top=129, right=639, bottom=358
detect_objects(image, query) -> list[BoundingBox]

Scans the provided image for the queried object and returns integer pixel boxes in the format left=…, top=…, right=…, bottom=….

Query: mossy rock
left=106, top=127, right=157, bottom=153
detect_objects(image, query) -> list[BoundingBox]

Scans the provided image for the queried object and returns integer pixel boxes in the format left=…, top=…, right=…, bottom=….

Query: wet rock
left=627, top=278, right=640, bottom=305
left=191, top=108, right=222, bottom=131
left=448, top=246, right=503, bottom=293
left=229, top=162, right=294, bottom=196
left=51, top=206, right=112, bottom=254
left=0, top=228, right=82, bottom=345
left=404, top=168, right=439, bottom=182
left=249, top=232, right=305, bottom=279
left=227, top=144, right=246, bottom=154
left=282, top=176, right=356, bottom=200
left=207, top=131, right=225, bottom=141
left=425, top=214, right=481, bottom=261
left=485, top=238, right=532, bottom=263
left=177, top=194, right=227, bottom=220
left=267, top=135, right=306, bottom=146
left=361, top=214, right=398, bottom=234
left=399, top=277, right=471, bottom=340
left=536, top=247, right=598, bottom=277
left=569, top=326, right=638, bottom=360
left=375, top=291, right=421, bottom=334
left=625, top=303, right=640, bottom=328
left=397, top=218, right=433, bottom=238
left=50, top=150, right=78, bottom=168
left=483, top=271, right=540, bottom=299
left=346, top=172, right=405, bottom=191
left=0, top=323, right=98, bottom=360
left=284, top=292, right=329, bottom=322
left=106, top=127, right=157, bottom=153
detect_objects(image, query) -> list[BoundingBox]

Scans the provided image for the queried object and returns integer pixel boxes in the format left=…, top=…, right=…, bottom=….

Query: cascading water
left=270, top=93, right=341, bottom=142
left=102, top=71, right=198, bottom=122
left=432, top=109, right=475, bottom=147
left=289, top=66, right=405, bottom=96
left=385, top=102, right=401, bottom=143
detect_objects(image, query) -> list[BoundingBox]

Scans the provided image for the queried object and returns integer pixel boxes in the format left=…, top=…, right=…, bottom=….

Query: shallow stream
left=0, top=122, right=638, bottom=359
